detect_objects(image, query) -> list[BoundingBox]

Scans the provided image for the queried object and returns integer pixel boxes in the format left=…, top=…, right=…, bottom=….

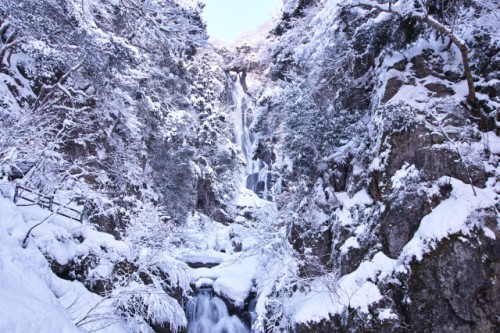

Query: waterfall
left=230, top=72, right=276, bottom=201
left=230, top=73, right=257, bottom=182
left=186, top=288, right=250, bottom=333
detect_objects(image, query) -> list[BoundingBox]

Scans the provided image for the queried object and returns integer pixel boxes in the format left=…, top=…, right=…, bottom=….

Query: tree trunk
left=352, top=2, right=477, bottom=104
left=423, top=16, right=476, bottom=102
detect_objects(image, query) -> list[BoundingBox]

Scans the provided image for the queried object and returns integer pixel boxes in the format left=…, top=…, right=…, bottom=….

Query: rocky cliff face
left=240, top=0, right=499, bottom=331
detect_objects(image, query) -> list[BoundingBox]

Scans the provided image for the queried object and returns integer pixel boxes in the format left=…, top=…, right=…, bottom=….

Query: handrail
left=13, top=184, right=84, bottom=223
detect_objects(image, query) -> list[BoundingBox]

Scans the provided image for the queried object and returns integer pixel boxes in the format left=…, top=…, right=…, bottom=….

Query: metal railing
left=13, top=184, right=84, bottom=222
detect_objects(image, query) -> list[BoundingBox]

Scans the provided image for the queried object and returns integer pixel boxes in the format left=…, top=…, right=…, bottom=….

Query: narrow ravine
left=2, top=1, right=499, bottom=333
left=185, top=72, right=268, bottom=332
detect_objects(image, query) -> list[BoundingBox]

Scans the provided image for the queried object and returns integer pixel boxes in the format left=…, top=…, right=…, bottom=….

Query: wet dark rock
left=253, top=138, right=276, bottom=166
left=406, top=77, right=417, bottom=86
left=339, top=245, right=369, bottom=277
left=196, top=177, right=232, bottom=224
left=50, top=260, right=73, bottom=281
left=339, top=86, right=371, bottom=111
left=411, top=55, right=435, bottom=78
left=369, top=170, right=382, bottom=201
left=476, top=81, right=500, bottom=100
left=443, top=70, right=463, bottom=83
left=385, top=125, right=488, bottom=187
left=425, top=82, right=455, bottom=97
left=381, top=192, right=432, bottom=258
left=403, top=224, right=500, bottom=333
left=290, top=221, right=333, bottom=276
left=49, top=254, right=111, bottom=296
left=327, top=160, right=352, bottom=192
left=150, top=323, right=179, bottom=333
left=186, top=262, right=220, bottom=269
left=382, top=77, right=404, bottom=103
left=352, top=54, right=376, bottom=79
left=294, top=312, right=377, bottom=333
left=391, top=58, right=408, bottom=71
left=5, top=161, right=36, bottom=180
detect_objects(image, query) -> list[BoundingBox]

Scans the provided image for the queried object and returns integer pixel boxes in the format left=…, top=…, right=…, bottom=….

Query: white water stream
left=186, top=289, right=250, bottom=333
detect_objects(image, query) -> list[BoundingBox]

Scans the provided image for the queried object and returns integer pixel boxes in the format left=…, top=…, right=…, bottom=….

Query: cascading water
left=186, top=288, right=250, bottom=333
left=229, top=72, right=277, bottom=200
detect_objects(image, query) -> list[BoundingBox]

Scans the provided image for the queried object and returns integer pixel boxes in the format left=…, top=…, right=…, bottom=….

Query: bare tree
left=351, top=0, right=478, bottom=101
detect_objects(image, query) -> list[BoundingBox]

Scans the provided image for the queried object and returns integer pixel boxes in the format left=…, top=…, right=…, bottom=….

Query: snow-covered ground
left=0, top=182, right=130, bottom=333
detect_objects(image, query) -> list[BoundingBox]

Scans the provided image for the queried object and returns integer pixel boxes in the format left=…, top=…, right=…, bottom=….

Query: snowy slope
left=0, top=184, right=130, bottom=333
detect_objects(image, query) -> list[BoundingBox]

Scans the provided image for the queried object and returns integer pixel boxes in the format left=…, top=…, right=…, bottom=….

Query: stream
left=186, top=288, right=250, bottom=333
left=185, top=72, right=267, bottom=332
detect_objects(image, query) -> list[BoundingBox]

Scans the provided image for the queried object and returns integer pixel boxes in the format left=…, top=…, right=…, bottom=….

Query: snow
left=336, top=189, right=374, bottom=226
left=292, top=173, right=498, bottom=325
left=487, top=131, right=500, bottom=155
left=291, top=251, right=397, bottom=324
left=391, top=163, right=419, bottom=189
left=193, top=255, right=258, bottom=307
left=378, top=308, right=398, bottom=321
left=0, top=1, right=497, bottom=331
left=336, top=189, right=373, bottom=210
left=195, top=278, right=214, bottom=288
left=0, top=185, right=130, bottom=333
left=398, top=177, right=497, bottom=263
left=0, top=270, right=81, bottom=333
left=179, top=250, right=230, bottom=265
left=235, top=187, right=270, bottom=209
left=54, top=279, right=129, bottom=333
left=340, top=236, right=360, bottom=254
left=482, top=227, right=496, bottom=240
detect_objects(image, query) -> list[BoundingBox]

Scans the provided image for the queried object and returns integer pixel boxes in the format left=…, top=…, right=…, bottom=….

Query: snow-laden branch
left=422, top=15, right=476, bottom=102
left=350, top=0, right=477, bottom=102
left=33, top=60, right=84, bottom=112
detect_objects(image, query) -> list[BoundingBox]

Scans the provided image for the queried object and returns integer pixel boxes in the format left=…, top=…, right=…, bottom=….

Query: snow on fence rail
left=13, top=184, right=84, bottom=222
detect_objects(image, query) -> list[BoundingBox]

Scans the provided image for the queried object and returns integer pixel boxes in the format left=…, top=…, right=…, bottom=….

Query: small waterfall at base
left=186, top=288, right=250, bottom=333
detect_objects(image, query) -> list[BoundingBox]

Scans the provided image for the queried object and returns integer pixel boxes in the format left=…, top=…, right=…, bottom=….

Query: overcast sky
left=202, top=0, right=282, bottom=43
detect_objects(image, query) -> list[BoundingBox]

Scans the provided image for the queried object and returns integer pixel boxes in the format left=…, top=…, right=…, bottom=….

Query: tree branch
left=350, top=1, right=477, bottom=103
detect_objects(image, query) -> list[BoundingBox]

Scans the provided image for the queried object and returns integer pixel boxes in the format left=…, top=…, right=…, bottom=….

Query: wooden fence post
left=13, top=184, right=18, bottom=203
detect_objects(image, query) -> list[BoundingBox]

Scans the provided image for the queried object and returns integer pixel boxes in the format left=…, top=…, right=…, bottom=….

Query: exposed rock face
left=249, top=1, right=499, bottom=331
left=382, top=77, right=404, bottom=103
left=293, top=222, right=499, bottom=333
left=403, top=221, right=500, bottom=332
left=290, top=221, right=334, bottom=275
left=380, top=191, right=431, bottom=258
left=425, top=82, right=455, bottom=97
left=196, top=176, right=232, bottom=224
left=384, top=124, right=488, bottom=188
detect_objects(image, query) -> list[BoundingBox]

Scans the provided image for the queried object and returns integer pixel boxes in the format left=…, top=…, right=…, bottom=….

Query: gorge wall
left=243, top=0, right=499, bottom=331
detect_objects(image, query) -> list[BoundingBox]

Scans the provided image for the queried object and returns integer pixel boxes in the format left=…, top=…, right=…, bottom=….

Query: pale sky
left=202, top=0, right=282, bottom=43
